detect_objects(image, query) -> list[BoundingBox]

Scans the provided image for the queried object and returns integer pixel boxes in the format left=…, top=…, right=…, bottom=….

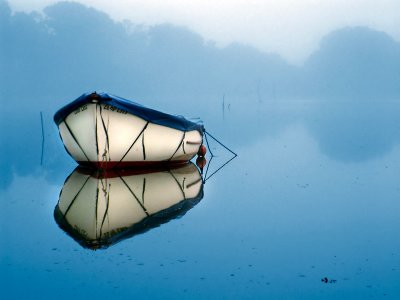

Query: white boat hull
left=58, top=102, right=203, bottom=168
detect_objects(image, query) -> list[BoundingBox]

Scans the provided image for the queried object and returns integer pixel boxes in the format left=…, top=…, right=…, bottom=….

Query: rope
left=203, top=129, right=214, bottom=157
left=201, top=129, right=237, bottom=183
left=203, top=155, right=213, bottom=182
left=205, top=130, right=237, bottom=157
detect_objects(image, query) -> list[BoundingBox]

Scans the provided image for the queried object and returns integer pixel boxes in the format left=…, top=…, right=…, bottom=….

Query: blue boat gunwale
left=54, top=92, right=204, bottom=133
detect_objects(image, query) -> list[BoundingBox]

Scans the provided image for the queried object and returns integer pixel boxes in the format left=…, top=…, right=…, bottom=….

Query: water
left=2, top=2, right=400, bottom=297
left=1, top=99, right=399, bottom=299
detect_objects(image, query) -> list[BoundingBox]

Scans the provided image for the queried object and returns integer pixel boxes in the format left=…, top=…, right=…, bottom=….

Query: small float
left=54, top=92, right=205, bottom=169
left=54, top=163, right=203, bottom=249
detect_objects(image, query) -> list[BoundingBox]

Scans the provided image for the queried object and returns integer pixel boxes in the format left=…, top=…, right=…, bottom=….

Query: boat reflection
left=54, top=163, right=203, bottom=250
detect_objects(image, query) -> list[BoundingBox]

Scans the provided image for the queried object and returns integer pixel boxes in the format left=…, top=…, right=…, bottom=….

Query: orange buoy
left=198, top=144, right=207, bottom=157
left=196, top=156, right=207, bottom=170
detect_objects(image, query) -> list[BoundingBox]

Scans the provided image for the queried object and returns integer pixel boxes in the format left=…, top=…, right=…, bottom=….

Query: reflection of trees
left=306, top=97, right=400, bottom=162
left=304, top=27, right=400, bottom=161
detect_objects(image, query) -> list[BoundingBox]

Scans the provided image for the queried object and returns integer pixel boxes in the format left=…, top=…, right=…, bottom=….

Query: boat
left=54, top=163, right=203, bottom=249
left=54, top=92, right=205, bottom=169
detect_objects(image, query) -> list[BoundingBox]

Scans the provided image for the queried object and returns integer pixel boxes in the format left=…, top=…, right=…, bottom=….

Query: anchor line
left=201, top=129, right=237, bottom=183
left=203, top=130, right=214, bottom=157
left=202, top=130, right=214, bottom=181
left=203, top=154, right=213, bottom=182
left=204, top=130, right=237, bottom=157
left=204, top=155, right=236, bottom=182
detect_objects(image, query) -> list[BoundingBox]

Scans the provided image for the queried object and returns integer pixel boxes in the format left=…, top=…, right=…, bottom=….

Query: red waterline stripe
left=78, top=160, right=190, bottom=170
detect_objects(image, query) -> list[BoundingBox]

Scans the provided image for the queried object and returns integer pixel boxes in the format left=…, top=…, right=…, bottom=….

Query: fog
left=2, top=2, right=400, bottom=298
left=1, top=0, right=400, bottom=189
left=8, top=0, right=400, bottom=64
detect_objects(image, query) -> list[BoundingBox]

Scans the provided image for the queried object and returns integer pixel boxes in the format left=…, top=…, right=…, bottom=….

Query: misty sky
left=8, top=0, right=400, bottom=65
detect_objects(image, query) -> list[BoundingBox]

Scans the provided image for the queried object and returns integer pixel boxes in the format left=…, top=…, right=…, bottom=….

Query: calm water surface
left=1, top=99, right=400, bottom=299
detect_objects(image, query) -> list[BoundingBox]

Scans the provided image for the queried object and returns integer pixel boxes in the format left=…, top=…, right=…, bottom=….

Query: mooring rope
left=201, top=129, right=237, bottom=183
left=205, top=130, right=237, bottom=157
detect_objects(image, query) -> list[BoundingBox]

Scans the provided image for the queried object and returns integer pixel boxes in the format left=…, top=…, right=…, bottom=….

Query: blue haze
left=1, top=1, right=400, bottom=299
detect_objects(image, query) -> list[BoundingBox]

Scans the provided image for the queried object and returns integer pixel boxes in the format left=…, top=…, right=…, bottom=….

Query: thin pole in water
left=222, top=94, right=225, bottom=120
left=40, top=111, right=44, bottom=166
